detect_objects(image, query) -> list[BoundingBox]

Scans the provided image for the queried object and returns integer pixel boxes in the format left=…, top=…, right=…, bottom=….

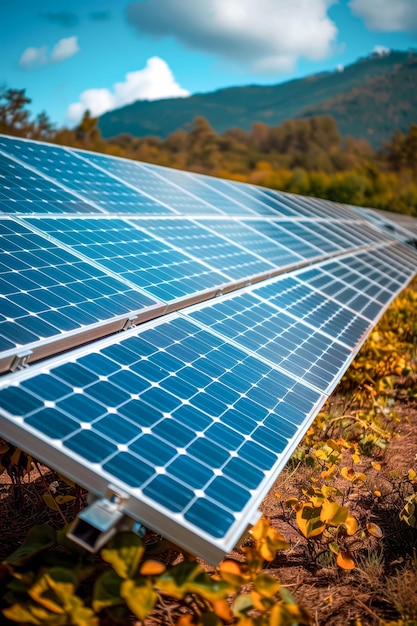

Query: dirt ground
left=1, top=398, right=416, bottom=625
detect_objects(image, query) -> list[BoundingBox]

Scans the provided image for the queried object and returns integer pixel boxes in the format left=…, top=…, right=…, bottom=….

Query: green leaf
left=200, top=612, right=223, bottom=626
left=43, top=493, right=59, bottom=511
left=101, top=532, right=144, bottom=579
left=92, top=569, right=123, bottom=612
left=253, top=573, right=280, bottom=598
left=158, top=562, right=230, bottom=603
left=5, top=525, right=56, bottom=565
left=120, top=578, right=157, bottom=621
left=157, top=561, right=201, bottom=598
left=279, top=585, right=297, bottom=605
left=233, top=594, right=253, bottom=617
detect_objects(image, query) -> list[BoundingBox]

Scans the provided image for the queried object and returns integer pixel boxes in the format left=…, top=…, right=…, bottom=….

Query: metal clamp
left=10, top=350, right=32, bottom=372
left=67, top=486, right=130, bottom=552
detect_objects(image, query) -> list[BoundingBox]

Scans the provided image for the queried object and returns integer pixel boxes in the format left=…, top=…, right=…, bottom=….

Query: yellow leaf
left=341, top=467, right=356, bottom=481
left=371, top=462, right=381, bottom=471
left=366, top=523, right=383, bottom=538
left=336, top=550, right=355, bottom=570
left=176, top=616, right=193, bottom=626
left=408, top=469, right=417, bottom=481
left=218, top=559, right=247, bottom=586
left=101, top=533, right=145, bottom=579
left=212, top=599, right=233, bottom=621
left=327, top=439, right=341, bottom=452
left=343, top=515, right=358, bottom=536
left=120, top=579, right=157, bottom=621
left=320, top=500, right=348, bottom=526
left=321, top=464, right=337, bottom=479
left=285, top=497, right=299, bottom=509
left=374, top=490, right=382, bottom=497
left=353, top=473, right=366, bottom=483
left=296, top=504, right=325, bottom=538
left=139, top=560, right=166, bottom=576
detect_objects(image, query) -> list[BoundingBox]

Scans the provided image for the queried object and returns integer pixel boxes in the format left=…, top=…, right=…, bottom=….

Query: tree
left=0, top=87, right=32, bottom=136
left=75, top=109, right=103, bottom=148
left=32, top=111, right=55, bottom=140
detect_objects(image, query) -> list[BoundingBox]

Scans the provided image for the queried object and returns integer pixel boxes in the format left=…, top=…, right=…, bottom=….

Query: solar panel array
left=1, top=134, right=416, bottom=562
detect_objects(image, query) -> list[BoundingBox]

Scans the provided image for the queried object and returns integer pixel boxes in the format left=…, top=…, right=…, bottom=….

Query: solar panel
left=0, top=216, right=159, bottom=373
left=0, top=313, right=323, bottom=560
left=0, top=136, right=171, bottom=215
left=0, top=151, right=97, bottom=214
left=75, top=150, right=222, bottom=215
left=1, top=134, right=417, bottom=563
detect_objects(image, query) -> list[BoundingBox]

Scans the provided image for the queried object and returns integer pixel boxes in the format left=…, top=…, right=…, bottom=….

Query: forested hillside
left=98, top=51, right=417, bottom=147
left=1, top=87, right=417, bottom=217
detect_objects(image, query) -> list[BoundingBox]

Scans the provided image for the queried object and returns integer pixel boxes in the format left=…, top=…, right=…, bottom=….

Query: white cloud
left=349, top=0, right=417, bottom=32
left=66, top=56, right=190, bottom=124
left=19, top=36, right=80, bottom=69
left=19, top=46, right=48, bottom=69
left=126, top=0, right=339, bottom=74
left=49, top=37, right=80, bottom=63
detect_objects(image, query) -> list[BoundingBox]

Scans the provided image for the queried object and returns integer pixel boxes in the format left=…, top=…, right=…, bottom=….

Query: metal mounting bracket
left=67, top=486, right=131, bottom=552
left=10, top=350, right=33, bottom=372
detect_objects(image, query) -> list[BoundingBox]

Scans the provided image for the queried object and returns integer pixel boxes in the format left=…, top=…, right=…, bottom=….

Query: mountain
left=99, top=50, right=417, bottom=147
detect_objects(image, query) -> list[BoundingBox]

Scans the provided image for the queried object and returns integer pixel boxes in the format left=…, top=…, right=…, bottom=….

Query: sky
left=1, top=0, right=416, bottom=128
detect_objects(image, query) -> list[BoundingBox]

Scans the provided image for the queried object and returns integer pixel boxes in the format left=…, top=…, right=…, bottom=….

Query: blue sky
left=1, top=0, right=416, bottom=128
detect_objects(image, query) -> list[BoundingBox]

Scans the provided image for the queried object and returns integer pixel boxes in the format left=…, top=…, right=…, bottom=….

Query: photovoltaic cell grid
left=0, top=136, right=172, bottom=215
left=0, top=152, right=97, bottom=214
left=23, top=216, right=231, bottom=301
left=75, top=150, right=222, bottom=216
left=0, top=314, right=323, bottom=559
left=141, top=162, right=256, bottom=216
left=135, top=217, right=278, bottom=279
left=1, top=134, right=417, bottom=562
left=0, top=217, right=157, bottom=359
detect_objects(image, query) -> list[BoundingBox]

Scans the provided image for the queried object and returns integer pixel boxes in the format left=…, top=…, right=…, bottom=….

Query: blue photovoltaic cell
left=341, top=221, right=391, bottom=246
left=0, top=218, right=156, bottom=354
left=142, top=162, right=254, bottom=216
left=260, top=188, right=319, bottom=217
left=188, top=291, right=351, bottom=393
left=248, top=220, right=322, bottom=259
left=0, top=315, right=321, bottom=544
left=295, top=249, right=414, bottom=320
left=374, top=244, right=417, bottom=274
left=0, top=136, right=171, bottom=214
left=221, top=182, right=287, bottom=216
left=192, top=175, right=266, bottom=214
left=271, top=190, right=350, bottom=220
left=246, top=187, right=302, bottom=216
left=282, top=220, right=342, bottom=254
left=75, top=150, right=219, bottom=215
left=0, top=152, right=96, bottom=214
left=24, top=216, right=230, bottom=301
left=253, top=275, right=370, bottom=348
left=132, top=217, right=276, bottom=280
left=196, top=218, right=302, bottom=269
